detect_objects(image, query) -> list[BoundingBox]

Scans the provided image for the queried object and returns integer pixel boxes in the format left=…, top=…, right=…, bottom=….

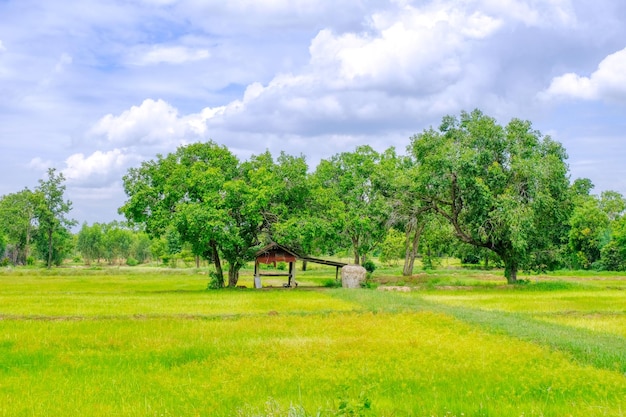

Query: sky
left=1, top=0, right=625, bottom=226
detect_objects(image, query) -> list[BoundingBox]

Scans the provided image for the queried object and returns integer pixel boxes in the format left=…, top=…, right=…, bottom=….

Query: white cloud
left=478, top=0, right=576, bottom=26
left=89, top=99, right=217, bottom=146
left=62, top=149, right=141, bottom=187
left=28, top=157, right=54, bottom=171
left=540, top=47, right=626, bottom=101
left=129, top=45, right=211, bottom=66
left=0, top=40, right=5, bottom=52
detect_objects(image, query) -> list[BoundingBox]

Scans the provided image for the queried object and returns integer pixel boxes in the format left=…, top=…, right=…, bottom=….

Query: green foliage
left=207, top=270, right=225, bottom=289
left=120, top=143, right=310, bottom=287
left=34, top=226, right=73, bottom=266
left=410, top=110, right=571, bottom=283
left=0, top=188, right=37, bottom=265
left=125, top=257, right=139, bottom=266
left=310, top=146, right=391, bottom=264
left=568, top=196, right=609, bottom=269
left=362, top=260, right=376, bottom=273
left=335, top=389, right=373, bottom=417
left=321, top=278, right=342, bottom=288
left=34, top=168, right=76, bottom=268
left=76, top=222, right=104, bottom=265
left=378, top=228, right=404, bottom=265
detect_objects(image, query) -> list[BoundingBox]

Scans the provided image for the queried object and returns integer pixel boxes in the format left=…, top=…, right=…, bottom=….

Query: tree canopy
left=409, top=110, right=571, bottom=283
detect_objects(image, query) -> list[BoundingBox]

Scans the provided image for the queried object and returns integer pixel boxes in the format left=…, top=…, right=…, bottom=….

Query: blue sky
left=1, top=0, right=625, bottom=225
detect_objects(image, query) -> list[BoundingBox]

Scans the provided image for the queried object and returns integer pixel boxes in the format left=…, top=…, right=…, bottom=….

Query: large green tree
left=410, top=110, right=571, bottom=283
left=310, top=145, right=391, bottom=264
left=34, top=168, right=76, bottom=268
left=120, top=142, right=306, bottom=287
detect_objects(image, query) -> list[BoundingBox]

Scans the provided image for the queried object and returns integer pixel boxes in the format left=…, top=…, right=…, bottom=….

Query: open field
left=1, top=267, right=625, bottom=416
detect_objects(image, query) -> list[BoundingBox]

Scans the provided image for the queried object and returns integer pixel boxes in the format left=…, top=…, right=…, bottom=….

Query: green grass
left=1, top=267, right=626, bottom=416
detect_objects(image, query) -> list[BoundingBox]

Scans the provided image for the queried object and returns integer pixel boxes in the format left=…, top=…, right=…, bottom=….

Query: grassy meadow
left=1, top=265, right=625, bottom=416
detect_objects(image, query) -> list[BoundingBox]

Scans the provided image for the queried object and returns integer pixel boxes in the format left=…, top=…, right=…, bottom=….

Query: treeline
left=1, top=110, right=625, bottom=284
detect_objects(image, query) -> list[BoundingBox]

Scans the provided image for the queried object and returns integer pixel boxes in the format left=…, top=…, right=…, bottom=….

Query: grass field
left=1, top=266, right=625, bottom=416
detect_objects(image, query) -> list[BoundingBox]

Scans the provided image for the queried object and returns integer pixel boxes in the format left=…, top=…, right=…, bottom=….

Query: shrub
left=207, top=271, right=224, bottom=290
left=126, top=257, right=139, bottom=266
left=362, top=260, right=376, bottom=273
left=322, top=279, right=342, bottom=288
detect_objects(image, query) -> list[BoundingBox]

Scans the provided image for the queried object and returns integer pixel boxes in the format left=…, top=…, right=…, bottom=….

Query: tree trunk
left=228, top=266, right=240, bottom=287
left=360, top=254, right=367, bottom=265
left=403, top=222, right=424, bottom=276
left=504, top=259, right=518, bottom=284
left=353, top=251, right=360, bottom=265
left=211, top=241, right=224, bottom=287
left=302, top=260, right=307, bottom=271
left=47, top=229, right=53, bottom=269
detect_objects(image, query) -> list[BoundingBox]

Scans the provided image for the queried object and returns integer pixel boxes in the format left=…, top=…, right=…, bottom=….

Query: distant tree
left=132, top=232, right=152, bottom=264
left=76, top=222, right=104, bottom=265
left=34, top=226, right=74, bottom=267
left=0, top=189, right=38, bottom=264
left=101, top=222, right=134, bottom=265
left=410, top=110, right=571, bottom=283
left=599, top=216, right=626, bottom=271
left=599, top=190, right=626, bottom=222
left=568, top=197, right=609, bottom=269
left=34, top=169, right=76, bottom=268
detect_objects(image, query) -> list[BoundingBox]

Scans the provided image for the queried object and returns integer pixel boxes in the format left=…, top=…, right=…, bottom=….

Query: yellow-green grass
left=1, top=270, right=626, bottom=416
left=2, top=311, right=626, bottom=417
left=535, top=313, right=626, bottom=338
left=420, top=290, right=626, bottom=314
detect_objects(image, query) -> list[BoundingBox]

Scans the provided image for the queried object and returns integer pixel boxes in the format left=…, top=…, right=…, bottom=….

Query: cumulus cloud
left=62, top=149, right=142, bottom=187
left=540, top=47, right=626, bottom=101
left=89, top=98, right=217, bottom=147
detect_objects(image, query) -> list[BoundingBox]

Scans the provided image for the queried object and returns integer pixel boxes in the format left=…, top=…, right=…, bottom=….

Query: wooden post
left=254, top=260, right=262, bottom=289
left=288, top=261, right=295, bottom=286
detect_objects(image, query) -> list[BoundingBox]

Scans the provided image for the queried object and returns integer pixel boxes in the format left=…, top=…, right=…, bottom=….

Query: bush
left=362, top=260, right=376, bottom=273
left=0, top=257, right=11, bottom=267
left=207, top=271, right=224, bottom=290
left=126, top=257, right=139, bottom=266
left=322, top=278, right=341, bottom=288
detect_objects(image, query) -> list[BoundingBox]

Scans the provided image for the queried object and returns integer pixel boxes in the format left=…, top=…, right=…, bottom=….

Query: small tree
left=34, top=168, right=76, bottom=268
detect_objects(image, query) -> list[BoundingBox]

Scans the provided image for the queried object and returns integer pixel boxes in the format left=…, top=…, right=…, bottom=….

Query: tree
left=379, top=228, right=405, bottom=266
left=0, top=189, right=38, bottom=264
left=76, top=222, right=104, bottom=265
left=34, top=168, right=76, bottom=268
left=568, top=196, right=609, bottom=269
left=382, top=151, right=433, bottom=276
left=311, top=145, right=390, bottom=264
left=120, top=142, right=306, bottom=287
left=410, top=110, right=571, bottom=283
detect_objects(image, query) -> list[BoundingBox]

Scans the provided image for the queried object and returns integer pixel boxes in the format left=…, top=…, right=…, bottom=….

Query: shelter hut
left=253, top=242, right=347, bottom=289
